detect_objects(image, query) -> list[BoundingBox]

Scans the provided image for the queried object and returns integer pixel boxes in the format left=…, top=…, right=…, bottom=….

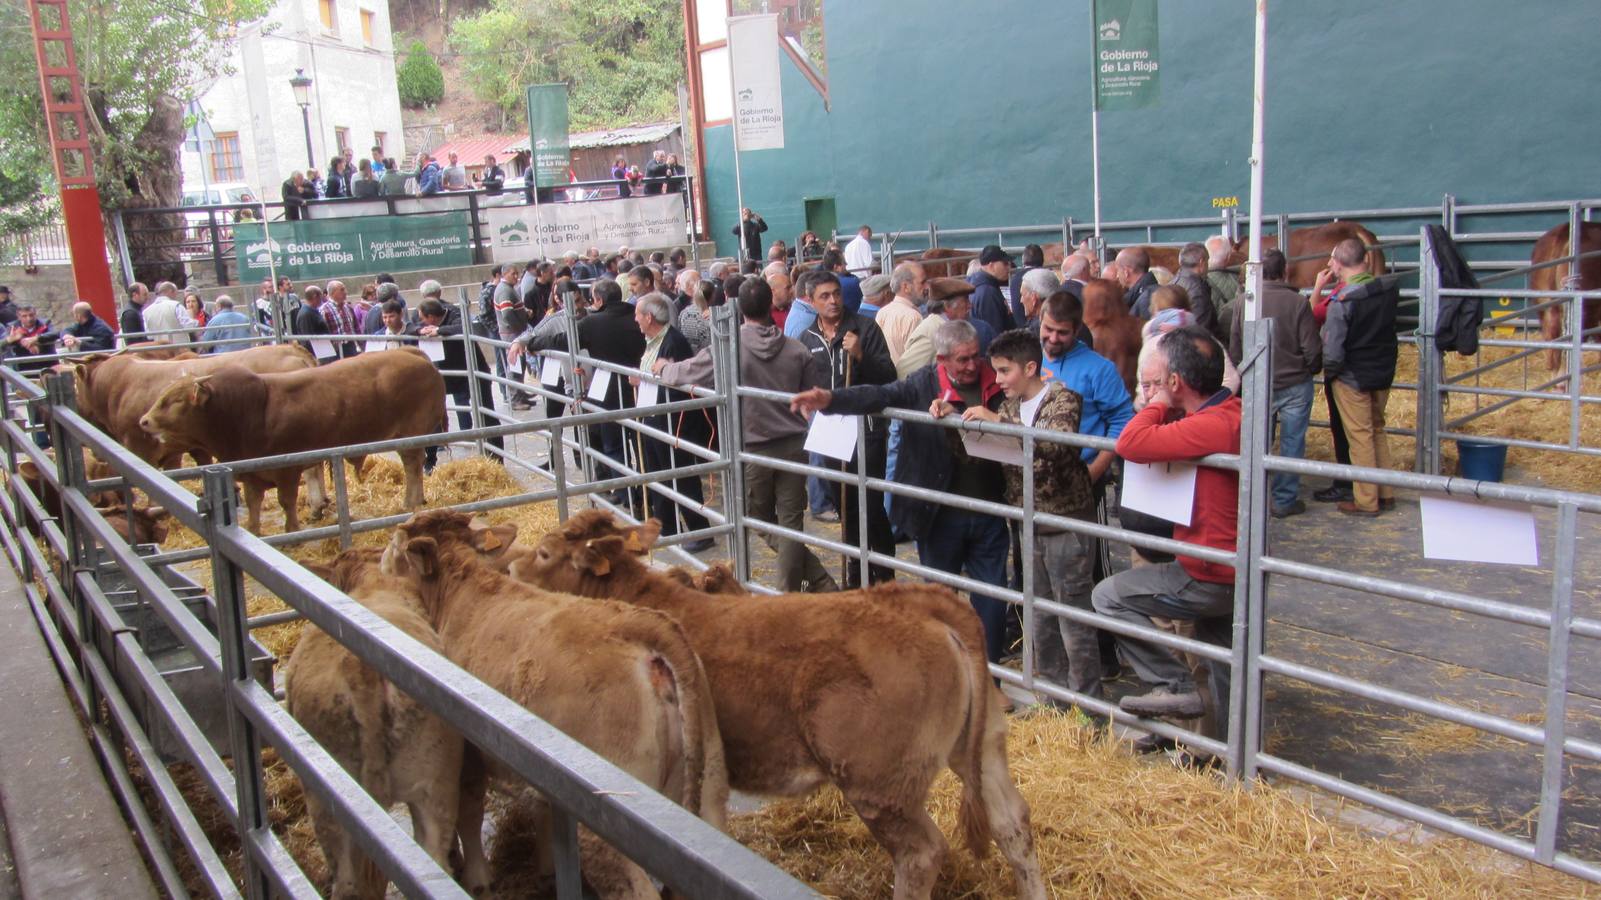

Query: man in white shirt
left=140, top=281, right=190, bottom=344
left=441, top=152, right=468, bottom=191
left=843, top=224, right=875, bottom=277
left=875, top=262, right=927, bottom=364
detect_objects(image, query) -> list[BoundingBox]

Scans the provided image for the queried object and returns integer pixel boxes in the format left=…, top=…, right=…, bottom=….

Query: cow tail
left=954, top=625, right=997, bottom=858
left=617, top=611, right=720, bottom=820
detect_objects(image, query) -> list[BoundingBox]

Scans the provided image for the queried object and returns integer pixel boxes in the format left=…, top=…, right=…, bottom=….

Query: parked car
left=180, top=182, right=256, bottom=255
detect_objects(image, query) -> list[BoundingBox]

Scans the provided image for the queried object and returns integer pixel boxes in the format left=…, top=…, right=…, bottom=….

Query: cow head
left=695, top=562, right=747, bottom=596
left=138, top=374, right=214, bottom=447
left=1079, top=277, right=1126, bottom=327
left=514, top=516, right=661, bottom=596
left=381, top=511, right=518, bottom=586
left=97, top=504, right=170, bottom=544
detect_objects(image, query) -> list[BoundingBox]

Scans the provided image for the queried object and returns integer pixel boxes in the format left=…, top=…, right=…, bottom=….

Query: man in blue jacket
left=967, top=244, right=1018, bottom=337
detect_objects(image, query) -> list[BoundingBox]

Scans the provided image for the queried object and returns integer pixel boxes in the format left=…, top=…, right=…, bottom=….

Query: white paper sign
left=804, top=413, right=858, bottom=463
left=728, top=14, right=786, bottom=151
left=1420, top=496, right=1540, bottom=566
left=539, top=356, right=563, bottom=387
left=636, top=380, right=660, bottom=408
left=1121, top=461, right=1198, bottom=526
left=961, top=430, right=1027, bottom=466
left=310, top=339, right=336, bottom=362
left=585, top=368, right=612, bottom=402
left=365, top=336, right=401, bottom=352
left=419, top=338, right=446, bottom=362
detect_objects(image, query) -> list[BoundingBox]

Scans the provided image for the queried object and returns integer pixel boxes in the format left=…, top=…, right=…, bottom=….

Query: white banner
left=728, top=14, right=785, bottom=151
left=486, top=194, right=687, bottom=263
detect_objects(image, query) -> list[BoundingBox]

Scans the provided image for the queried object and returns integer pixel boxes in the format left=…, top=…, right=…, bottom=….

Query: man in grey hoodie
left=654, top=278, right=838, bottom=593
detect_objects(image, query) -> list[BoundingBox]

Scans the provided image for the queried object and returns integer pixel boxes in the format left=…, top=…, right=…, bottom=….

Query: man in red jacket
left=1093, top=325, right=1240, bottom=721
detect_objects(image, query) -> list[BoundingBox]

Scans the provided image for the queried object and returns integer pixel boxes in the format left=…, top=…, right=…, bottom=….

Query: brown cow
left=287, top=553, right=471, bottom=899
left=1531, top=222, right=1601, bottom=372
left=13, top=456, right=168, bottom=544
left=63, top=344, right=315, bottom=469
left=380, top=511, right=729, bottom=899
left=515, top=511, right=1046, bottom=900
left=137, top=348, right=445, bottom=534
left=1077, top=278, right=1142, bottom=394
left=1224, top=221, right=1387, bottom=288
left=892, top=247, right=975, bottom=280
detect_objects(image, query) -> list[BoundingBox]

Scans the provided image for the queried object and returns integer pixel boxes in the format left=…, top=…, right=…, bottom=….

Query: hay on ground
left=730, top=711, right=1591, bottom=898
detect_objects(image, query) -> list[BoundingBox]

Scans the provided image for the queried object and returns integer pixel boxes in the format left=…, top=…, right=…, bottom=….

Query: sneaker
left=1119, top=686, right=1205, bottom=719
left=1271, top=499, right=1307, bottom=518
left=1313, top=485, right=1353, bottom=503
left=1337, top=502, right=1380, bottom=518
left=814, top=509, right=840, bottom=523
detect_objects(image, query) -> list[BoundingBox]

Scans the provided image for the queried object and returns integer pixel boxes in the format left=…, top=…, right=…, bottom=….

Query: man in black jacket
left=120, top=282, right=150, bottom=343
left=792, top=318, right=1012, bottom=662
left=1320, top=238, right=1400, bottom=517
left=795, top=270, right=898, bottom=586
left=732, top=207, right=768, bottom=267
left=411, top=284, right=505, bottom=471
left=281, top=172, right=311, bottom=221
left=58, top=301, right=116, bottom=352
left=632, top=292, right=714, bottom=551
left=291, top=284, right=330, bottom=357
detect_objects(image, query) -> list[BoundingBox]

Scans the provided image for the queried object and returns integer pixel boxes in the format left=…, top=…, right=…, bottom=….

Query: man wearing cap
left=856, top=273, right=892, bottom=319
left=967, top=245, right=1018, bottom=337
left=0, top=286, right=16, bottom=329
left=898, top=279, right=994, bottom=376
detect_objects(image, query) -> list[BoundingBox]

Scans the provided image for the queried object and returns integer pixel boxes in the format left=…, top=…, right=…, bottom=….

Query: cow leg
left=399, top=449, right=427, bottom=510
left=454, top=750, right=491, bottom=895
left=575, top=830, right=661, bottom=900
left=843, top=793, right=947, bottom=900
left=305, top=463, right=329, bottom=521
left=278, top=474, right=302, bottom=533
left=348, top=454, right=369, bottom=482
left=242, top=480, right=266, bottom=535
left=1543, top=305, right=1565, bottom=373
left=306, top=792, right=364, bottom=900
left=403, top=731, right=463, bottom=881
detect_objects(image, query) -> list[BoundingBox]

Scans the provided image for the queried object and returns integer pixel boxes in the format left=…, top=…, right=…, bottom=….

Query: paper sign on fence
left=539, top=356, right=562, bottom=387
left=365, top=336, right=400, bottom=352
left=1420, top=495, right=1540, bottom=566
left=1121, top=461, right=1197, bottom=526
left=309, top=339, right=336, bottom=362
left=585, top=368, right=612, bottom=402
left=636, top=380, right=660, bottom=408
left=961, top=430, right=1026, bottom=466
left=419, top=338, right=446, bottom=362
left=804, top=413, right=858, bottom=463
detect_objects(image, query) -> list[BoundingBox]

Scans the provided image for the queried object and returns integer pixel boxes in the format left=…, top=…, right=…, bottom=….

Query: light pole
left=289, top=68, right=315, bottom=168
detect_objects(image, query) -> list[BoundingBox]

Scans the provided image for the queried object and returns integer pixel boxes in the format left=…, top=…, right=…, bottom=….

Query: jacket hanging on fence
left=1426, top=224, right=1484, bottom=356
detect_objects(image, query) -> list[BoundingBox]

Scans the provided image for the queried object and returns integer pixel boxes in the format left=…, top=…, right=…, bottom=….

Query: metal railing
left=3, top=240, right=1599, bottom=891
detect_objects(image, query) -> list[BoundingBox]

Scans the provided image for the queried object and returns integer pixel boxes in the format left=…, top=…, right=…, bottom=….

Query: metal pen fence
left=1, top=261, right=1598, bottom=891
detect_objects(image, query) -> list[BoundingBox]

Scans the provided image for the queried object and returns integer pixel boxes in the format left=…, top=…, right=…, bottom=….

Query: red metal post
left=27, top=0, right=118, bottom=329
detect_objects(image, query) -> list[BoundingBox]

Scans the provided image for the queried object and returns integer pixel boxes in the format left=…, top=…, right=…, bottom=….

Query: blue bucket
left=1456, top=439, right=1508, bottom=482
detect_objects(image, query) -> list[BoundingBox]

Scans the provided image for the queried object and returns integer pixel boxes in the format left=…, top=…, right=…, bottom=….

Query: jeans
left=883, top=421, right=901, bottom=517
left=1092, top=562, right=1234, bottom=725
left=807, top=455, right=836, bottom=515
left=917, top=507, right=1011, bottom=662
left=1269, top=379, right=1314, bottom=510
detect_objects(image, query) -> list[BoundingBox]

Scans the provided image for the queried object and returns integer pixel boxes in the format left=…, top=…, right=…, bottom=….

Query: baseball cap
left=979, top=245, right=1015, bottom=266
left=859, top=273, right=891, bottom=297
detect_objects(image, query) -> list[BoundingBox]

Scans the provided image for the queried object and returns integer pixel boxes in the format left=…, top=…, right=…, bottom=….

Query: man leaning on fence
left=59, top=301, right=115, bottom=353
left=792, top=319, right=1012, bottom=663
left=655, top=278, right=838, bottom=593
left=1092, top=325, right=1240, bottom=728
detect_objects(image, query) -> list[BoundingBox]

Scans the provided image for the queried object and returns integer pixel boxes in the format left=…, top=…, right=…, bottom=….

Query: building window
left=373, top=131, right=387, bottom=156
left=333, top=127, right=351, bottom=158
left=698, top=46, right=731, bottom=123
left=360, top=9, right=374, bottom=46
left=210, top=132, right=243, bottom=181
left=318, top=0, right=335, bottom=31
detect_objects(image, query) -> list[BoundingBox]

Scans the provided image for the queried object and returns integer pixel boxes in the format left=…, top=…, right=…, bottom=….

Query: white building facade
left=181, top=0, right=407, bottom=202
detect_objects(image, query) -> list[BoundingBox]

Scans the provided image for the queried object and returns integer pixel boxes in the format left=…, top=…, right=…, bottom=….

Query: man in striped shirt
left=318, top=280, right=362, bottom=359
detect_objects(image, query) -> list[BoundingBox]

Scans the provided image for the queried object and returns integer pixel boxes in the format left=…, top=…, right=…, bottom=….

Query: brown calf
left=380, top=511, right=728, bottom=899
left=1531, top=222, right=1601, bottom=372
left=514, top=511, right=1046, bottom=900
left=288, top=554, right=472, bottom=898
left=1078, top=277, right=1142, bottom=395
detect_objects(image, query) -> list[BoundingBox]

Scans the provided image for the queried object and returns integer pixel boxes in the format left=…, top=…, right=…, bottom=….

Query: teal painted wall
left=703, top=0, right=1601, bottom=257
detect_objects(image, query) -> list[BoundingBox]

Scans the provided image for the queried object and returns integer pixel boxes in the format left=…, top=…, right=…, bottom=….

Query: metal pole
left=1235, top=317, right=1274, bottom=780
left=330, top=457, right=352, bottom=549
left=1089, top=0, right=1103, bottom=247
left=677, top=81, right=701, bottom=272
left=1242, top=0, right=1268, bottom=323
left=1568, top=203, right=1584, bottom=450
left=457, top=290, right=487, bottom=458
left=1534, top=501, right=1576, bottom=863
left=1019, top=431, right=1036, bottom=695
left=726, top=17, right=749, bottom=269
left=202, top=465, right=272, bottom=900
left=1417, top=227, right=1442, bottom=475
left=711, top=304, right=750, bottom=582
left=299, top=105, right=315, bottom=169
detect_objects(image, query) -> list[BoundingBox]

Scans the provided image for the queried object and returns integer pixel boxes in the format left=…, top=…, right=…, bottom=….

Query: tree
left=396, top=39, right=446, bottom=108
left=449, top=0, right=684, bottom=131
left=0, top=0, right=271, bottom=285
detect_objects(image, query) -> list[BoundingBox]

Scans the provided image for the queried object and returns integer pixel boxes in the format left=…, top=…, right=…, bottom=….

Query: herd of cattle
left=287, top=509, right=1047, bottom=899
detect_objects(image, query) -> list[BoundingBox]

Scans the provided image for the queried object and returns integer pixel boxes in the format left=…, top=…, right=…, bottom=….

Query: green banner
left=526, top=83, right=571, bottom=188
left=234, top=212, right=473, bottom=282
left=1094, top=0, right=1160, bottom=111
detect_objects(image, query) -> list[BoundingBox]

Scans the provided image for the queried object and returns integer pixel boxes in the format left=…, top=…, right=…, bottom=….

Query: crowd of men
left=13, top=219, right=1398, bottom=753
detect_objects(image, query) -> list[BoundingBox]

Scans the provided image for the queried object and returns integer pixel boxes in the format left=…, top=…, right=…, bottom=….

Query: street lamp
left=289, top=68, right=315, bottom=168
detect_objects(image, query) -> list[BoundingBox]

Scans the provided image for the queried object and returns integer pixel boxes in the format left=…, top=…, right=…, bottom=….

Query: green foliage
left=0, top=0, right=270, bottom=215
left=448, top=0, right=685, bottom=130
left=396, top=39, right=446, bottom=108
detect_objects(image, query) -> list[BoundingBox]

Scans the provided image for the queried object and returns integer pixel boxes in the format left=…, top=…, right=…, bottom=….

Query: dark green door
left=804, top=197, right=837, bottom=241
